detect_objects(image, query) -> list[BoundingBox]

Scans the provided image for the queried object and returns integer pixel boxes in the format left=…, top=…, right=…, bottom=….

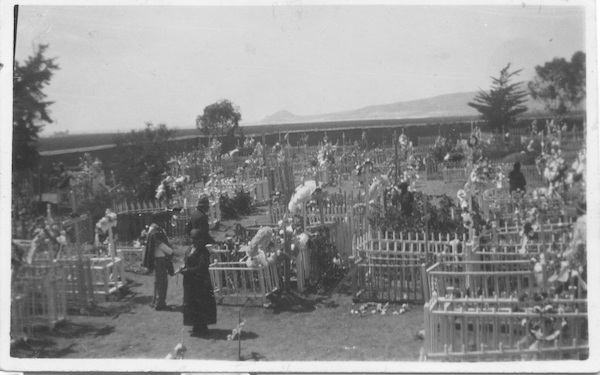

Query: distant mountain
left=260, top=110, right=305, bottom=124
left=256, top=91, right=569, bottom=125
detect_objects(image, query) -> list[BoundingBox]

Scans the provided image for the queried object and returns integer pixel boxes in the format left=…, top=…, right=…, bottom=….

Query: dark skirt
left=183, top=275, right=217, bottom=327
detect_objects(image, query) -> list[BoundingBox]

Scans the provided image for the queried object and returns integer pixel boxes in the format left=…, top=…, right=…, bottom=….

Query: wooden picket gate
left=209, top=261, right=280, bottom=306
left=423, top=297, right=588, bottom=361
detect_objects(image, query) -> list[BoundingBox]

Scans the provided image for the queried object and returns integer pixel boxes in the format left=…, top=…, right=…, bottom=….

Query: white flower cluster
left=96, top=208, right=118, bottom=233
left=288, top=182, right=318, bottom=214
left=27, top=219, right=68, bottom=264
left=205, top=138, right=222, bottom=162
left=156, top=174, right=190, bottom=203
left=470, top=159, right=504, bottom=188
left=317, top=142, right=336, bottom=167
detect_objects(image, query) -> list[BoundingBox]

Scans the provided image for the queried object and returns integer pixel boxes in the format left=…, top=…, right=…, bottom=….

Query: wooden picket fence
left=351, top=230, right=468, bottom=303
left=113, top=198, right=221, bottom=242
left=443, top=164, right=543, bottom=184
left=116, top=246, right=145, bottom=270
left=482, top=189, right=565, bottom=221
left=443, top=168, right=468, bottom=183
left=418, top=135, right=439, bottom=146
left=209, top=261, right=280, bottom=306
left=11, top=265, right=68, bottom=342
left=424, top=259, right=536, bottom=300
left=423, top=297, right=588, bottom=361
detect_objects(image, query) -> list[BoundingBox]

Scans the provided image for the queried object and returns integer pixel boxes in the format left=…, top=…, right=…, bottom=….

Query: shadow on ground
left=10, top=322, right=117, bottom=358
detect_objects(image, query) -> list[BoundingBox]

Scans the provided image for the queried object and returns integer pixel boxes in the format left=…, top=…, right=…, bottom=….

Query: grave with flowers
left=418, top=124, right=588, bottom=362
left=10, top=207, right=128, bottom=344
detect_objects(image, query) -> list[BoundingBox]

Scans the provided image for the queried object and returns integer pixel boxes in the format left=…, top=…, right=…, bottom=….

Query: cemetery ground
left=10, top=179, right=462, bottom=361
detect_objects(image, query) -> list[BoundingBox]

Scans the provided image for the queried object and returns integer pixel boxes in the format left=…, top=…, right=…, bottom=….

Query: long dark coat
left=182, top=245, right=217, bottom=327
left=183, top=208, right=217, bottom=327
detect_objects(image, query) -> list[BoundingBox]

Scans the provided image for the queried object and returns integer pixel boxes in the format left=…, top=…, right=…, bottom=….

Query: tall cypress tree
left=468, top=63, right=528, bottom=133
left=13, top=44, right=59, bottom=172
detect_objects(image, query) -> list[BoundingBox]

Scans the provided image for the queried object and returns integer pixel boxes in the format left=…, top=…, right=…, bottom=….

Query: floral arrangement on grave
left=400, top=154, right=422, bottom=191
left=430, top=135, right=465, bottom=165
left=454, top=128, right=500, bottom=232
left=205, top=138, right=222, bottom=162
left=317, top=139, right=336, bottom=168
left=70, top=153, right=108, bottom=200
left=271, top=142, right=286, bottom=164
left=26, top=216, right=68, bottom=264
left=236, top=140, right=265, bottom=178
left=239, top=226, right=275, bottom=268
left=95, top=208, right=118, bottom=256
left=239, top=136, right=256, bottom=156
left=155, top=174, right=191, bottom=208
left=288, top=182, right=319, bottom=215
left=525, top=207, right=586, bottom=296
left=397, top=132, right=412, bottom=158
left=533, top=124, right=585, bottom=203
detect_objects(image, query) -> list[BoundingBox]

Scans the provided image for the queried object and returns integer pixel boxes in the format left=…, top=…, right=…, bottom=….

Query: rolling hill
left=38, top=91, right=583, bottom=153
left=255, top=91, right=552, bottom=125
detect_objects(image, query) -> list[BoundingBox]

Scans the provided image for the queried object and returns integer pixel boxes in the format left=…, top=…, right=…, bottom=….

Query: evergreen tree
left=468, top=64, right=528, bottom=133
left=13, top=44, right=59, bottom=171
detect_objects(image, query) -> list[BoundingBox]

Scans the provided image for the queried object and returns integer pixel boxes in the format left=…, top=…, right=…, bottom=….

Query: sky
left=10, top=1, right=588, bottom=135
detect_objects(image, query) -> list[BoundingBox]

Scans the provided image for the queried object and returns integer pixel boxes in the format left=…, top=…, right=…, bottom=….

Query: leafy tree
left=13, top=44, right=59, bottom=172
left=113, top=123, right=177, bottom=201
left=468, top=64, right=528, bottom=133
left=528, top=51, right=586, bottom=117
left=196, top=99, right=242, bottom=153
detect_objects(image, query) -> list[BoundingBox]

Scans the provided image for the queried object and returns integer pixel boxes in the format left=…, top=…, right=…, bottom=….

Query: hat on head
left=197, top=196, right=210, bottom=208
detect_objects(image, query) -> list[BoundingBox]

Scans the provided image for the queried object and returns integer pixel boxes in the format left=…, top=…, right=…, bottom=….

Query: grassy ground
left=10, top=176, right=543, bottom=361
left=10, top=252, right=424, bottom=361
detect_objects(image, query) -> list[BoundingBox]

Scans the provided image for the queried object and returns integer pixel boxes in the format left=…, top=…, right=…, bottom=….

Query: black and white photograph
left=1, top=0, right=597, bottom=372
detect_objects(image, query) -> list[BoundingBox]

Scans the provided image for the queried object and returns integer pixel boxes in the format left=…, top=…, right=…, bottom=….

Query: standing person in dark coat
left=142, top=211, right=174, bottom=311
left=397, top=182, right=414, bottom=216
left=508, top=162, right=527, bottom=194
left=179, top=197, right=217, bottom=337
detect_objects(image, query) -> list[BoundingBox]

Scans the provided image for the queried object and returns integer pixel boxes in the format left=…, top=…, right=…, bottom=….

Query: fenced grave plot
left=11, top=266, right=68, bottom=342
left=116, top=247, right=145, bottom=271
left=481, top=189, right=566, bottom=220
left=492, top=217, right=574, bottom=234
left=425, top=260, right=537, bottom=299
left=443, top=167, right=468, bottom=183
left=472, top=235, right=571, bottom=263
left=352, top=231, right=468, bottom=303
left=354, top=251, right=427, bottom=303
left=209, top=261, right=280, bottom=306
left=423, top=297, right=588, bottom=362
left=87, top=257, right=127, bottom=299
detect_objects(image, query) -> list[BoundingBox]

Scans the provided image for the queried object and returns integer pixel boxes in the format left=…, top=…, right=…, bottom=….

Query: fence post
left=421, top=263, right=429, bottom=303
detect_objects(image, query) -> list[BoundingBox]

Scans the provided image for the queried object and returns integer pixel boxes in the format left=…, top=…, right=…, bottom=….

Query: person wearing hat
left=178, top=197, right=217, bottom=337
left=142, top=211, right=174, bottom=311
